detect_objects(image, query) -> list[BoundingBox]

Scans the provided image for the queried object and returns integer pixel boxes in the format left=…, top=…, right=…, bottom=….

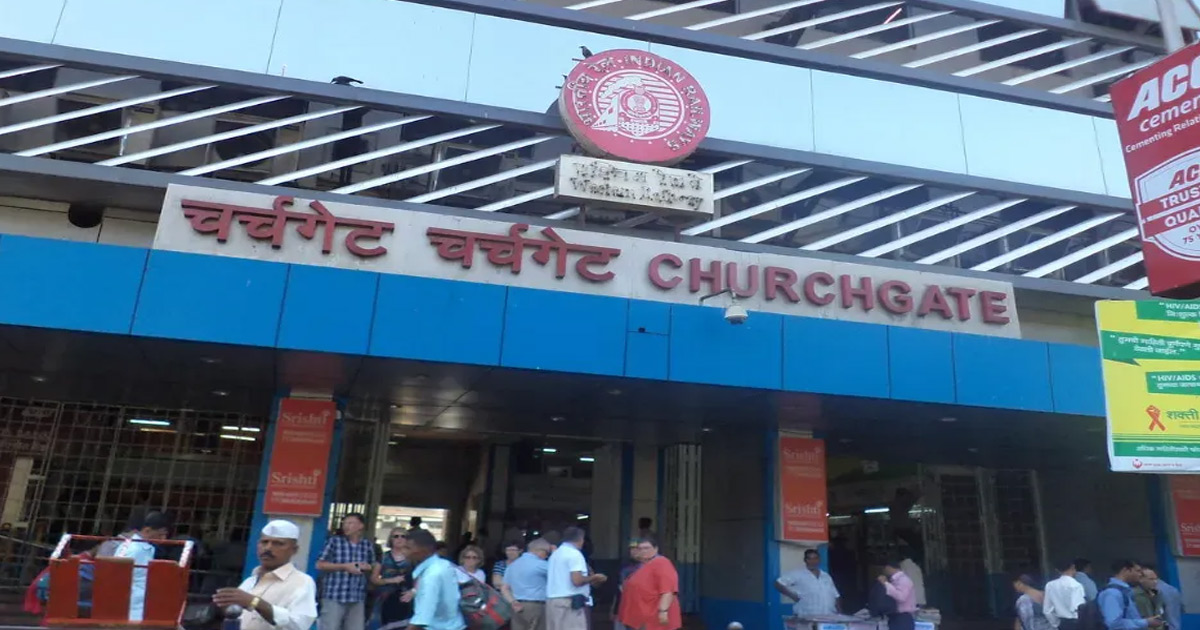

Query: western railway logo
left=559, top=49, right=711, bottom=165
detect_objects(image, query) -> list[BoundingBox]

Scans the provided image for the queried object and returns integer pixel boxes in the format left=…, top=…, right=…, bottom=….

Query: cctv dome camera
left=724, top=304, right=748, bottom=325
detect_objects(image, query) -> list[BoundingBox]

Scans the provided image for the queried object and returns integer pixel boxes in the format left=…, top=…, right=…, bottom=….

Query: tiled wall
left=0, top=233, right=1107, bottom=415
left=0, top=0, right=1130, bottom=198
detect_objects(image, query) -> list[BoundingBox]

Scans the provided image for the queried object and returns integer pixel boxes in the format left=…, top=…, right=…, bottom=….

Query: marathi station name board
left=153, top=184, right=1022, bottom=338
left=554, top=155, right=714, bottom=217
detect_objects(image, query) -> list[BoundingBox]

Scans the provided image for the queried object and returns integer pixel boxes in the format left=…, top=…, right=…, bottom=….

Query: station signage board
left=1097, top=299, right=1200, bottom=472
left=553, top=154, right=714, bottom=217
left=1110, top=44, right=1200, bottom=298
left=154, top=184, right=1022, bottom=338
left=559, top=49, right=711, bottom=165
left=1171, top=476, right=1200, bottom=555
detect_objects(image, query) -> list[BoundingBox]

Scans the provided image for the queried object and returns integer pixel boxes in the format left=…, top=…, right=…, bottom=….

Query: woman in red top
left=618, top=536, right=682, bottom=630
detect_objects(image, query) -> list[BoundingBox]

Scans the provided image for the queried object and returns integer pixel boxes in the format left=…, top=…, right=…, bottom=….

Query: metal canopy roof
left=0, top=43, right=1147, bottom=293
left=526, top=0, right=1163, bottom=107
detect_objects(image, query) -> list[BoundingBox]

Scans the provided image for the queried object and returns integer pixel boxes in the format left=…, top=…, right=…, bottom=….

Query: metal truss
left=554, top=0, right=1160, bottom=105
left=0, top=52, right=1146, bottom=290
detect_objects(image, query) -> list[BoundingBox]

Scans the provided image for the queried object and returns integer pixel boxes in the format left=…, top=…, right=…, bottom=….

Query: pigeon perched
left=580, top=46, right=594, bottom=58
left=330, top=76, right=363, bottom=86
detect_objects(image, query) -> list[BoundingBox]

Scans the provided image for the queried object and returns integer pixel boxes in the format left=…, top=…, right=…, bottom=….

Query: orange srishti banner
left=778, top=435, right=828, bottom=543
left=263, top=398, right=337, bottom=516
left=1171, top=476, right=1200, bottom=556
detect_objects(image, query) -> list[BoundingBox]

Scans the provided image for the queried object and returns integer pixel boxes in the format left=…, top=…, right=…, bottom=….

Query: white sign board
left=554, top=154, right=714, bottom=217
left=153, top=184, right=1022, bottom=338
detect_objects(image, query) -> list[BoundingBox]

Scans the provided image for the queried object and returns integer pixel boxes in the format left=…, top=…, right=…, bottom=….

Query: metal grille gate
left=662, top=444, right=701, bottom=614
left=0, top=396, right=266, bottom=593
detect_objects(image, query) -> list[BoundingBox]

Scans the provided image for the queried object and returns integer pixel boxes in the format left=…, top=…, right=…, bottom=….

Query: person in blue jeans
left=1099, top=560, right=1164, bottom=630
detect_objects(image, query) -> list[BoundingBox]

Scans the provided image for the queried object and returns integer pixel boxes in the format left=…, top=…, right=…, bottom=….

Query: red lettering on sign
left=944, top=287, right=977, bottom=321
left=917, top=285, right=955, bottom=320
left=182, top=196, right=395, bottom=257
left=649, top=254, right=683, bottom=289
left=877, top=280, right=913, bottom=315
left=803, top=272, right=835, bottom=306
left=689, top=258, right=722, bottom=294
left=839, top=275, right=875, bottom=311
left=979, top=290, right=1011, bottom=324
left=727, top=263, right=760, bottom=298
left=427, top=223, right=621, bottom=283
left=764, top=267, right=800, bottom=303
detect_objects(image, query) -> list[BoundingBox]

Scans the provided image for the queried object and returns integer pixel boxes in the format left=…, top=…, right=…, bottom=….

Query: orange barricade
left=43, top=534, right=194, bottom=629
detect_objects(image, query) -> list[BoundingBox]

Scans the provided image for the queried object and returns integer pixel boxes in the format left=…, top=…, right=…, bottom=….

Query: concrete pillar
left=244, top=391, right=343, bottom=578
left=589, top=442, right=623, bottom=561
left=630, top=444, right=659, bottom=537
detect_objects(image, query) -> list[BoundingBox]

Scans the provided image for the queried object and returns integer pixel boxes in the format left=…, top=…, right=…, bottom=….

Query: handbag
left=456, top=568, right=513, bottom=630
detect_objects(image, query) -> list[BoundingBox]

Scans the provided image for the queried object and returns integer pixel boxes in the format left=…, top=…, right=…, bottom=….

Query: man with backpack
left=1095, top=560, right=1164, bottom=630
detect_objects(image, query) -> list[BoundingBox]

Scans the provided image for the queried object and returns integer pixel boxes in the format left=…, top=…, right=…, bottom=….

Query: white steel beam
left=714, top=167, right=810, bottom=200
left=1023, top=227, right=1139, bottom=278
left=688, top=0, right=826, bottom=31
left=916, top=205, right=1075, bottom=265
left=0, top=75, right=134, bottom=109
left=742, top=184, right=921, bottom=244
left=1125, top=277, right=1148, bottom=290
left=0, top=64, right=60, bottom=80
left=333, top=135, right=558, bottom=194
left=100, top=105, right=360, bottom=166
left=1002, top=46, right=1133, bottom=86
left=745, top=2, right=903, bottom=42
left=1073, top=251, right=1143, bottom=284
left=971, top=212, right=1122, bottom=272
left=801, top=11, right=952, bottom=50
left=954, top=37, right=1090, bottom=78
left=478, top=187, right=553, bottom=213
left=860, top=198, right=1027, bottom=257
left=182, top=114, right=429, bottom=176
left=257, top=124, right=500, bottom=186
left=628, top=0, right=728, bottom=21
left=854, top=19, right=1000, bottom=59
left=803, top=191, right=975, bottom=251
left=0, top=84, right=213, bottom=138
left=1051, top=58, right=1156, bottom=94
left=684, top=176, right=866, bottom=235
left=17, top=95, right=287, bottom=157
left=407, top=158, right=557, bottom=203
left=906, top=28, right=1045, bottom=68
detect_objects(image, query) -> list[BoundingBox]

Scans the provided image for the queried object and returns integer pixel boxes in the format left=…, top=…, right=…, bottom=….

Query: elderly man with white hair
left=213, top=520, right=319, bottom=630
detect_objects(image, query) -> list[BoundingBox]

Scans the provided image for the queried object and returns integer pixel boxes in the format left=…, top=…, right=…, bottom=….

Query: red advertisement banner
left=1171, top=476, right=1200, bottom=556
left=778, top=436, right=829, bottom=543
left=1111, top=44, right=1200, bottom=297
left=262, top=398, right=337, bottom=516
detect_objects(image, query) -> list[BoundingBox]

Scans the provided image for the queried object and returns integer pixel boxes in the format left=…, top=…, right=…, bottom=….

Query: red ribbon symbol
left=1147, top=405, right=1167, bottom=432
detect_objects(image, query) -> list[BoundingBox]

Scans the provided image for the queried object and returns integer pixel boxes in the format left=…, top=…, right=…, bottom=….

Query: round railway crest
left=558, top=49, right=712, bottom=165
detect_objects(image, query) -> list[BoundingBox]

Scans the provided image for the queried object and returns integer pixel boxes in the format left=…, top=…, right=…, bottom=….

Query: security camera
left=724, top=304, right=748, bottom=325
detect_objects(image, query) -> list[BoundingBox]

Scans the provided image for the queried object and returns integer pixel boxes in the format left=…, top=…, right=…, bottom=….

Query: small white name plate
left=554, top=154, right=715, bottom=217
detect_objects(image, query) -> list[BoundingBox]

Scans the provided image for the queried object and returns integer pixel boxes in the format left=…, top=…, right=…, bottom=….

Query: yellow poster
left=1098, top=300, right=1200, bottom=473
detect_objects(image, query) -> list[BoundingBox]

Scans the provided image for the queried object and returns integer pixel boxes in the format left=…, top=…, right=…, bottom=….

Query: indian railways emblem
left=558, top=49, right=711, bottom=165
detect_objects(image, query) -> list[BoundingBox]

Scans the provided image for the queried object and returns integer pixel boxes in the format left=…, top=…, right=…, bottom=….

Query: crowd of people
left=259, top=513, right=684, bottom=630
left=776, top=549, right=1186, bottom=630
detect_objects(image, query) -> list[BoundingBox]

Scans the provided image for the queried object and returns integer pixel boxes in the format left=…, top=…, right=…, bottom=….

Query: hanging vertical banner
left=1098, top=300, right=1200, bottom=472
left=1172, top=476, right=1200, bottom=556
left=263, top=398, right=337, bottom=516
left=778, top=435, right=828, bottom=543
left=1110, top=43, right=1200, bottom=298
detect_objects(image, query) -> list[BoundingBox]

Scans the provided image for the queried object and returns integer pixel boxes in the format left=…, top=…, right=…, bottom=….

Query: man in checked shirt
left=317, top=513, right=378, bottom=630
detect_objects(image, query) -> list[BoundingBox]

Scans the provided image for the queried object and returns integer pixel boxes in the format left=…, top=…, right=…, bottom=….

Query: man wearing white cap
left=213, top=520, right=319, bottom=630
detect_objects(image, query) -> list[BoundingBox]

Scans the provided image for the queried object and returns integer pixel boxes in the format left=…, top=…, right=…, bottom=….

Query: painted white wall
left=0, top=0, right=1131, bottom=200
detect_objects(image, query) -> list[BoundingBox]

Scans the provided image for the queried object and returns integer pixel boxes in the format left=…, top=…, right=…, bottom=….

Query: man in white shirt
left=775, top=549, right=840, bottom=617
left=546, top=527, right=607, bottom=630
left=115, top=511, right=172, bottom=622
left=1044, top=559, right=1087, bottom=630
left=212, top=520, right=319, bottom=630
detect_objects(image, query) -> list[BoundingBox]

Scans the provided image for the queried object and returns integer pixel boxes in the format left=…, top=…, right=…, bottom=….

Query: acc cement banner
left=1099, top=300, right=1200, bottom=472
